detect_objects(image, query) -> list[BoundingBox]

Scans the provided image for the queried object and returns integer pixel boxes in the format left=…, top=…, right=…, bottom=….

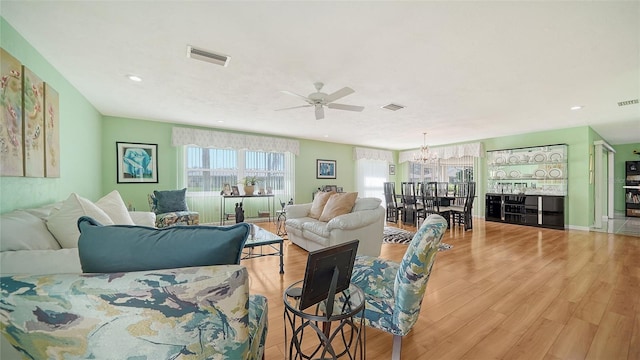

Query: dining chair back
left=400, top=182, right=418, bottom=224
left=451, top=181, right=476, bottom=230
left=420, top=182, right=452, bottom=228
left=437, top=182, right=449, bottom=197
left=384, top=182, right=402, bottom=223
left=452, top=182, right=469, bottom=206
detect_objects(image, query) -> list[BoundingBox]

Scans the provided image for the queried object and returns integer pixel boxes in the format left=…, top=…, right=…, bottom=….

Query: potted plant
left=243, top=176, right=259, bottom=195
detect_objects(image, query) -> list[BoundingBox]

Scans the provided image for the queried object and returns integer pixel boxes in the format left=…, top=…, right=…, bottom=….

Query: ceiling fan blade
left=315, top=105, right=325, bottom=120
left=275, top=104, right=312, bottom=111
left=280, top=90, right=312, bottom=103
left=327, top=103, right=364, bottom=112
left=324, top=87, right=355, bottom=103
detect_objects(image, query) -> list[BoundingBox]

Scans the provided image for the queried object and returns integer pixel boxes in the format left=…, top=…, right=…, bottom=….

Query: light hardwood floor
left=249, top=218, right=640, bottom=359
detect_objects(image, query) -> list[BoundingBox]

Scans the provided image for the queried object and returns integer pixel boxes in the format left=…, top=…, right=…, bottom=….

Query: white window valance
left=353, top=147, right=394, bottom=162
left=172, top=127, right=300, bottom=155
left=399, top=142, right=484, bottom=163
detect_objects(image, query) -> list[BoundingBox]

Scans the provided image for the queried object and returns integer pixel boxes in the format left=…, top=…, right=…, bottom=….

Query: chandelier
left=413, top=132, right=438, bottom=163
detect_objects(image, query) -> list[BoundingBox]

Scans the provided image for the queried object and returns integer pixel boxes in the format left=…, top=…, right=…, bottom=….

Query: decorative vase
left=244, top=185, right=255, bottom=195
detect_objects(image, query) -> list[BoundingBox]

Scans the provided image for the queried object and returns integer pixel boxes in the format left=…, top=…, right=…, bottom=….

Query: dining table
left=395, top=194, right=459, bottom=225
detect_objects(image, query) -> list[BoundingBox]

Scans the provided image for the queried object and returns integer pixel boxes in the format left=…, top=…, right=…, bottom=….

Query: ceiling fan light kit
left=277, top=82, right=364, bottom=120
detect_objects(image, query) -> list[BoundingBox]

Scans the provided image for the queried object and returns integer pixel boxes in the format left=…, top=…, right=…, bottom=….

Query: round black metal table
left=283, top=281, right=365, bottom=360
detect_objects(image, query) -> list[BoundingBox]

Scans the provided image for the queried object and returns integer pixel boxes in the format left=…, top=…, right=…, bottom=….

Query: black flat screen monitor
left=298, top=239, right=359, bottom=314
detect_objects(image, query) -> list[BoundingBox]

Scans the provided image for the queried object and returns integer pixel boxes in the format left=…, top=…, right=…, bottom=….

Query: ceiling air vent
left=381, top=103, right=405, bottom=111
left=617, top=99, right=639, bottom=107
left=187, top=46, right=230, bottom=67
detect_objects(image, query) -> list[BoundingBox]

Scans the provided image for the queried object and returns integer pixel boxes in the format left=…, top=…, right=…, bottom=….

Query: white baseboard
left=565, top=224, right=590, bottom=232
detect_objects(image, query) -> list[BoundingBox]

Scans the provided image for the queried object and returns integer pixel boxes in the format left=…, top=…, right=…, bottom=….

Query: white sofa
left=285, top=197, right=385, bottom=257
left=0, top=198, right=156, bottom=276
left=0, top=193, right=269, bottom=360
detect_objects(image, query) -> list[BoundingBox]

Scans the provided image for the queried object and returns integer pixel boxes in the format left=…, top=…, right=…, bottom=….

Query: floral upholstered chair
left=148, top=188, right=199, bottom=228
left=350, top=214, right=448, bottom=360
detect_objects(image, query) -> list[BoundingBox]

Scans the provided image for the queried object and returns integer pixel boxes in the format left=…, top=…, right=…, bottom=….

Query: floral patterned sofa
left=1, top=265, right=268, bottom=360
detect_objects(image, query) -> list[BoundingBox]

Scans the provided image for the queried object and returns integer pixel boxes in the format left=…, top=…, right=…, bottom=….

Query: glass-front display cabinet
left=486, top=144, right=568, bottom=196
left=486, top=144, right=567, bottom=229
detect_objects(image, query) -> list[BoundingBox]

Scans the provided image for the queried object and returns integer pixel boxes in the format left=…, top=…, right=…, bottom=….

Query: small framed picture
left=324, top=185, right=338, bottom=192
left=389, top=164, right=396, bottom=176
left=317, top=159, right=336, bottom=179
left=231, top=185, right=240, bottom=196
left=116, top=142, right=158, bottom=183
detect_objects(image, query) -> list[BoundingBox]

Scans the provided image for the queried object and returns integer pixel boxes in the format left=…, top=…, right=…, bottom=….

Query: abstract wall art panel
left=0, top=48, right=24, bottom=176
left=44, top=83, right=60, bottom=177
left=22, top=66, right=45, bottom=177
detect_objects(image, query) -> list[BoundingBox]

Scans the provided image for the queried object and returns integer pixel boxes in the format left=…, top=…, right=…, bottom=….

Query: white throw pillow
left=95, top=190, right=135, bottom=225
left=0, top=210, right=62, bottom=251
left=352, top=197, right=382, bottom=212
left=46, top=193, right=114, bottom=248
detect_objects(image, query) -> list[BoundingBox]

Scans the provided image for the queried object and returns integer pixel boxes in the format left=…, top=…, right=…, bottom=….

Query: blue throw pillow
left=153, top=188, right=189, bottom=213
left=77, top=216, right=250, bottom=273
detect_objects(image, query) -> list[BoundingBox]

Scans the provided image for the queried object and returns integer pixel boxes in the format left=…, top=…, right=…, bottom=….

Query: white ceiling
left=2, top=1, right=639, bottom=150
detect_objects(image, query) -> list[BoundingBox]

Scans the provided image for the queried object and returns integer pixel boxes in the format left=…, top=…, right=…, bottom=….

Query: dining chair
left=419, top=182, right=452, bottom=228
left=350, top=214, right=448, bottom=360
left=452, top=182, right=468, bottom=207
left=383, top=182, right=403, bottom=223
left=400, top=182, right=418, bottom=225
left=450, top=181, right=476, bottom=230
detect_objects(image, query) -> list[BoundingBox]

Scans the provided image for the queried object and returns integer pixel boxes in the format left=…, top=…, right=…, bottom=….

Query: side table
left=276, top=209, right=287, bottom=237
left=283, top=281, right=365, bottom=360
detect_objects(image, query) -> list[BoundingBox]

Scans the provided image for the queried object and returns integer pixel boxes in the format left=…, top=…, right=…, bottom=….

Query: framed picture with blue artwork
left=316, top=159, right=336, bottom=179
left=116, top=142, right=158, bottom=183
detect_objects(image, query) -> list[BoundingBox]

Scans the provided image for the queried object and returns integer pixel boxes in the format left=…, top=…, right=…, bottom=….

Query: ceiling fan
left=276, top=82, right=364, bottom=120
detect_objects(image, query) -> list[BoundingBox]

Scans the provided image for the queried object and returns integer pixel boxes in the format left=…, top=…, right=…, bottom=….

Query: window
left=408, top=157, right=476, bottom=193
left=186, top=147, right=237, bottom=192
left=182, top=146, right=295, bottom=223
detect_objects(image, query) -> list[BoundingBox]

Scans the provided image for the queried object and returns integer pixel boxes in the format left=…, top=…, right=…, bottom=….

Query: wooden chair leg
left=392, top=335, right=402, bottom=360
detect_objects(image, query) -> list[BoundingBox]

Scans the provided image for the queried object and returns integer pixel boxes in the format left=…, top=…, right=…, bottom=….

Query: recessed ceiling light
left=570, top=105, right=583, bottom=110
left=217, top=120, right=224, bottom=123
left=127, top=75, right=142, bottom=82
left=324, top=135, right=329, bottom=138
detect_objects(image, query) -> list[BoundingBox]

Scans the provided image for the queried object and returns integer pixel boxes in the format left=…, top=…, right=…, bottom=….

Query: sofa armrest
left=129, top=211, right=156, bottom=227
left=327, top=207, right=383, bottom=231
left=285, top=203, right=312, bottom=219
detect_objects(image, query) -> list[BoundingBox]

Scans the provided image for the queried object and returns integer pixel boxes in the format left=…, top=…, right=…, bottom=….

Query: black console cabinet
left=485, top=194, right=565, bottom=229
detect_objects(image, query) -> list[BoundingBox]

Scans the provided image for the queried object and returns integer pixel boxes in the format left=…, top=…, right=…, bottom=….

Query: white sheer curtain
left=356, top=159, right=388, bottom=204
left=353, top=147, right=393, bottom=204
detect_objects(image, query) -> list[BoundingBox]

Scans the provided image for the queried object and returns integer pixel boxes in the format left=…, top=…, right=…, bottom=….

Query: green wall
left=101, top=116, right=362, bottom=214
left=293, top=139, right=356, bottom=203
left=101, top=117, right=178, bottom=210
left=0, top=18, right=103, bottom=213
left=613, top=142, right=640, bottom=212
